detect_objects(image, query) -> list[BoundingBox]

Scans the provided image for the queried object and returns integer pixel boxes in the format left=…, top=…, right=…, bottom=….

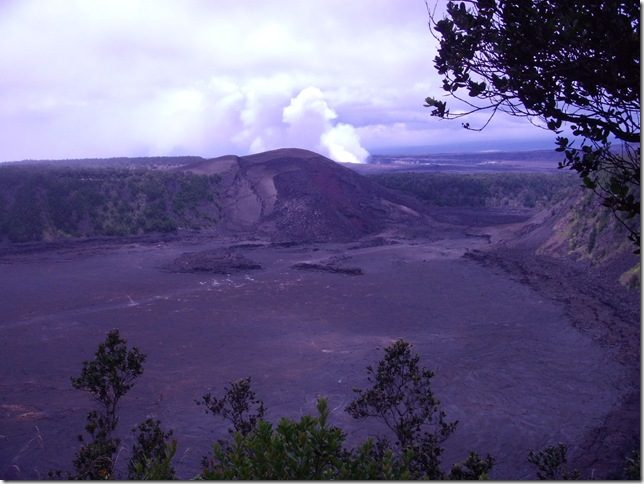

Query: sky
left=0, top=0, right=558, bottom=163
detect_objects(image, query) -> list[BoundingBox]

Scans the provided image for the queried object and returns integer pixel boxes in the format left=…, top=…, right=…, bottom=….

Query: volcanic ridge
left=182, top=148, right=426, bottom=242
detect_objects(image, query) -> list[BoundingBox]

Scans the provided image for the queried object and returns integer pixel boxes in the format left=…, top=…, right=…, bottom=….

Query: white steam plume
left=235, top=84, right=369, bottom=163
left=282, top=87, right=368, bottom=163
left=321, top=123, right=369, bottom=164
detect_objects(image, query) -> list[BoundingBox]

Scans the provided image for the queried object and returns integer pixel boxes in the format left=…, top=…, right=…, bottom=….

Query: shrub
left=68, top=329, right=146, bottom=479
left=346, top=339, right=456, bottom=478
left=197, top=377, right=266, bottom=436
left=201, top=399, right=348, bottom=480
left=528, top=443, right=580, bottom=480
left=128, top=418, right=176, bottom=480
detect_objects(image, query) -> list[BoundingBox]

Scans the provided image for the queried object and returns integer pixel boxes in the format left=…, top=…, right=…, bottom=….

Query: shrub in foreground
left=55, top=330, right=637, bottom=480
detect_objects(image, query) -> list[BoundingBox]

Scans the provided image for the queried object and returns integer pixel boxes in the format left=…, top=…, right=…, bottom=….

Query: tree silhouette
left=70, top=329, right=146, bottom=479
left=346, top=340, right=458, bottom=478
left=425, top=0, right=640, bottom=248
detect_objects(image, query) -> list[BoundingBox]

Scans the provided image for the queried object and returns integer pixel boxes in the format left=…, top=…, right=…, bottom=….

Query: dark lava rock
left=163, top=249, right=262, bottom=274
left=291, top=262, right=363, bottom=276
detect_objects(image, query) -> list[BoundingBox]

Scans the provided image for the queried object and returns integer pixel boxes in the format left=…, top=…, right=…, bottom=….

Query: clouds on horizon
left=0, top=0, right=555, bottom=162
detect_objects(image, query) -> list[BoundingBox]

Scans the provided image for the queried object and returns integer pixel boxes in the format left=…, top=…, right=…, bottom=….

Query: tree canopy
left=425, top=0, right=640, bottom=247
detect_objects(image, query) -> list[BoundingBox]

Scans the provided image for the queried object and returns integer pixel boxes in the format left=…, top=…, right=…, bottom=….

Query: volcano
left=183, top=148, right=425, bottom=242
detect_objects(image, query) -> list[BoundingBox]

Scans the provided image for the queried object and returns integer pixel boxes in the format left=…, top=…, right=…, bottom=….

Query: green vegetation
left=202, top=399, right=367, bottom=480
left=541, top=189, right=639, bottom=269
left=197, top=377, right=266, bottom=436
left=50, top=329, right=147, bottom=479
left=345, top=340, right=457, bottom=478
left=128, top=419, right=177, bottom=480
left=624, top=449, right=641, bottom=480
left=200, top=340, right=488, bottom=480
left=373, top=171, right=638, bottom=278
left=0, top=166, right=221, bottom=243
left=199, top=397, right=486, bottom=480
left=425, top=1, right=640, bottom=247
left=54, top=330, right=639, bottom=480
left=371, top=172, right=576, bottom=209
left=527, top=443, right=580, bottom=480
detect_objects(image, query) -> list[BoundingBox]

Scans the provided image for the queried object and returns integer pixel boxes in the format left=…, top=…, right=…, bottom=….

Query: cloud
left=236, top=85, right=369, bottom=163
left=283, top=87, right=368, bottom=163
left=282, top=87, right=336, bottom=151
left=0, top=0, right=552, bottom=161
left=283, top=87, right=336, bottom=125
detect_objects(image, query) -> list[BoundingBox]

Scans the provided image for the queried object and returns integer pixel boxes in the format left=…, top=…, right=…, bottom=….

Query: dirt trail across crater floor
left=0, top=221, right=638, bottom=479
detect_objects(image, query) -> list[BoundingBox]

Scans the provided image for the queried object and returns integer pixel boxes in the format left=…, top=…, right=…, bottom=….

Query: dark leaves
left=424, top=97, right=448, bottom=118
left=198, top=377, right=266, bottom=436
left=528, top=443, right=581, bottom=480
left=71, top=329, right=145, bottom=413
left=467, top=80, right=487, bottom=97
left=128, top=419, right=176, bottom=480
left=66, top=329, right=147, bottom=480
left=425, top=0, right=640, bottom=248
left=346, top=340, right=459, bottom=478
left=449, top=451, right=496, bottom=480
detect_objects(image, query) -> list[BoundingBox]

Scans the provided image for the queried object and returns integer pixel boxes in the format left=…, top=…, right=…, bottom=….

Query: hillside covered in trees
left=370, top=172, right=577, bottom=209
left=371, top=171, right=639, bottom=281
left=0, top=154, right=585, bottom=245
left=1, top=160, right=637, bottom=277
left=0, top=166, right=221, bottom=243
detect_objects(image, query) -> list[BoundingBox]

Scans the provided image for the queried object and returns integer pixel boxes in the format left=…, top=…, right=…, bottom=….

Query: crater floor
left=0, top=221, right=637, bottom=479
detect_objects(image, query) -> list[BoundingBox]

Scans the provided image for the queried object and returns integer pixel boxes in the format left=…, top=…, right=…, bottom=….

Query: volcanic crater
left=0, top=148, right=639, bottom=480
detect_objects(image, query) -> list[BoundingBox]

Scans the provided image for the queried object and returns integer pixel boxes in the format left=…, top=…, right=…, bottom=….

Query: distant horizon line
left=1, top=145, right=561, bottom=164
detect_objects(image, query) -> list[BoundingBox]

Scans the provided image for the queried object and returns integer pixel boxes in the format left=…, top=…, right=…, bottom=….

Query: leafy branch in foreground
left=50, top=329, right=177, bottom=480
left=449, top=451, right=496, bottom=480
left=71, top=329, right=146, bottom=436
left=201, top=398, right=350, bottom=480
left=425, top=0, right=640, bottom=249
left=200, top=340, right=495, bottom=480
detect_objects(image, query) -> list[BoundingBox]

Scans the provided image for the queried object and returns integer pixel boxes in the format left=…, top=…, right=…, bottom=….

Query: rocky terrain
left=0, top=148, right=639, bottom=480
left=183, top=148, right=427, bottom=242
left=162, top=249, right=262, bottom=274
left=292, top=255, right=364, bottom=275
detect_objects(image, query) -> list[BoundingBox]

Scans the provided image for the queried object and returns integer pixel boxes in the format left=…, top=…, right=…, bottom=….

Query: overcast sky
left=0, top=0, right=557, bottom=163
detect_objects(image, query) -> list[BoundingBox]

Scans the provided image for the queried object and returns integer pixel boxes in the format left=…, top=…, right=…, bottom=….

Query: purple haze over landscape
left=0, top=0, right=558, bottom=163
